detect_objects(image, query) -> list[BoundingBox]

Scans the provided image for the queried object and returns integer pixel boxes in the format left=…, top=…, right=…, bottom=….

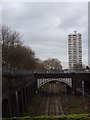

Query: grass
left=65, top=94, right=89, bottom=114
left=24, top=91, right=43, bottom=116
left=57, top=83, right=89, bottom=114
left=24, top=83, right=89, bottom=116
left=3, top=83, right=90, bottom=119
left=2, top=114, right=90, bottom=120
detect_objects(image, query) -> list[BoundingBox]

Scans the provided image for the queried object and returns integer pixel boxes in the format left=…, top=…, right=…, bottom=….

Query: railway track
left=46, top=83, right=65, bottom=116
left=38, top=93, right=47, bottom=115
left=54, top=84, right=60, bottom=115
left=44, top=84, right=51, bottom=115
left=57, top=85, right=71, bottom=115
left=55, top=84, right=64, bottom=115
left=38, top=82, right=71, bottom=116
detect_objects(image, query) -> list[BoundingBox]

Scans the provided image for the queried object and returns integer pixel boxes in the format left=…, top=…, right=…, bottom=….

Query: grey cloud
left=2, top=2, right=88, bottom=68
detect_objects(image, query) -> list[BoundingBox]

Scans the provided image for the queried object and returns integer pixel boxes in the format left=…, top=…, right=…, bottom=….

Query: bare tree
left=0, top=25, right=10, bottom=45
left=43, top=58, right=62, bottom=72
left=35, top=58, right=46, bottom=72
left=0, top=25, right=22, bottom=46
left=73, top=63, right=84, bottom=70
left=1, top=25, right=37, bottom=71
left=1, top=26, right=22, bottom=67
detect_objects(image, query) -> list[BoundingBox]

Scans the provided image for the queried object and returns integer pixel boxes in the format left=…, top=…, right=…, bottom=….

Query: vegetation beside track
left=2, top=114, right=90, bottom=120
left=57, top=83, right=89, bottom=114
left=24, top=91, right=43, bottom=116
left=23, top=82, right=89, bottom=116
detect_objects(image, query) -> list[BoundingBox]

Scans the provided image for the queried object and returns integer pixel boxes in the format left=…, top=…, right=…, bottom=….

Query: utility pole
left=82, top=80, right=84, bottom=108
left=65, top=84, right=67, bottom=102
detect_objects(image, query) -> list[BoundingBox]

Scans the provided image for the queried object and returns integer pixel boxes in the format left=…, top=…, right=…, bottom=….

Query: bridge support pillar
left=24, top=87, right=28, bottom=108
left=2, top=98, right=11, bottom=118
left=66, top=85, right=72, bottom=94
left=22, top=88, right=27, bottom=111
left=26, top=86, right=29, bottom=104
left=17, top=90, right=24, bottom=116
left=72, top=74, right=77, bottom=94
left=88, top=98, right=90, bottom=113
left=15, top=91, right=19, bottom=116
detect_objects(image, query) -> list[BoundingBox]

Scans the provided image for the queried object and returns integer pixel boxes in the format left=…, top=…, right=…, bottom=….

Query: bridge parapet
left=2, top=70, right=35, bottom=92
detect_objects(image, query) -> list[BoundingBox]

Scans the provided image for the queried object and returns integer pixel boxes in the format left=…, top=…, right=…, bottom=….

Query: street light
left=82, top=80, right=84, bottom=108
left=82, top=80, right=84, bottom=101
left=65, top=84, right=67, bottom=102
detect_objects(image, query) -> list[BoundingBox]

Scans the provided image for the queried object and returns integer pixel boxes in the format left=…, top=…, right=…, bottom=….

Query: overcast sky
left=1, top=2, right=88, bottom=68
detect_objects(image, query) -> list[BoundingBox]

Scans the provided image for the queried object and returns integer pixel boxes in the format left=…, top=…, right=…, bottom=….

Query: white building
left=68, top=31, right=82, bottom=70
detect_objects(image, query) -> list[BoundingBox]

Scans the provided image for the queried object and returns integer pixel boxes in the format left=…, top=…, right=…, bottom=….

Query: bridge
left=37, top=78, right=72, bottom=88
left=2, top=70, right=90, bottom=118
left=34, top=72, right=90, bottom=93
left=2, top=70, right=37, bottom=118
left=35, top=73, right=72, bottom=88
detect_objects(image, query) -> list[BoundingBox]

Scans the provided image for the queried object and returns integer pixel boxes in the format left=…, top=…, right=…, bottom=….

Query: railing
left=2, top=68, right=35, bottom=91
left=34, top=70, right=90, bottom=74
left=2, top=66, right=90, bottom=75
left=2, top=67, right=34, bottom=76
left=38, top=78, right=72, bottom=88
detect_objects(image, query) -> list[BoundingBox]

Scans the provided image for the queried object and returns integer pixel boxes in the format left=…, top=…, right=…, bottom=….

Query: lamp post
left=65, top=84, right=67, bottom=102
left=82, top=80, right=84, bottom=108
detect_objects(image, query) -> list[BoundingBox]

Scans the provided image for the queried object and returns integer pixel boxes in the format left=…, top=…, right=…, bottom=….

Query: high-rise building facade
left=68, top=31, right=82, bottom=70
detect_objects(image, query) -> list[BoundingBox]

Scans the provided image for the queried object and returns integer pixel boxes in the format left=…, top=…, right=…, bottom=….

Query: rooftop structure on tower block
left=68, top=31, right=82, bottom=70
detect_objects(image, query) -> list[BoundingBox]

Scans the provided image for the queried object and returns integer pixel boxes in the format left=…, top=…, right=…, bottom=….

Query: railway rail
left=38, top=82, right=71, bottom=116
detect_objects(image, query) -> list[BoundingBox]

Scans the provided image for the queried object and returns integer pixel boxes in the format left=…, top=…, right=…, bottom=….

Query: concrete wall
left=35, top=72, right=90, bottom=94
left=2, top=72, right=90, bottom=117
left=72, top=73, right=90, bottom=94
left=2, top=74, right=37, bottom=118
